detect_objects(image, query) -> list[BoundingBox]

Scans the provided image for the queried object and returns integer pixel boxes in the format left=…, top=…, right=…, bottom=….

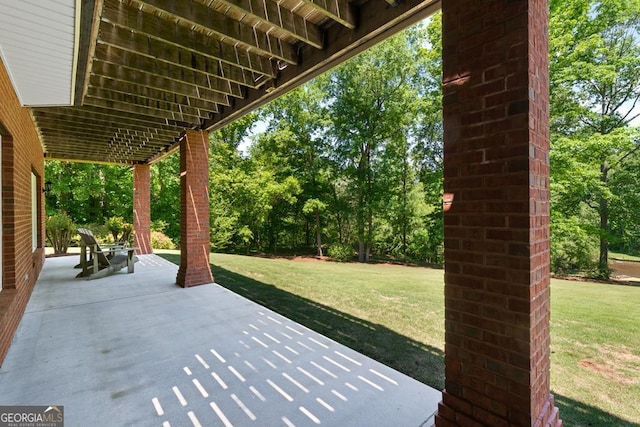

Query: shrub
left=550, top=216, right=598, bottom=274
left=151, top=231, right=176, bottom=249
left=46, top=213, right=75, bottom=254
left=150, top=220, right=168, bottom=233
left=328, top=243, right=354, bottom=262
left=105, top=216, right=133, bottom=244
left=82, top=223, right=109, bottom=242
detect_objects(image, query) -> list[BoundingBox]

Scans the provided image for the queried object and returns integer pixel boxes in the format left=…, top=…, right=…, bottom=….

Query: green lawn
left=156, top=251, right=640, bottom=426
left=610, top=251, right=640, bottom=262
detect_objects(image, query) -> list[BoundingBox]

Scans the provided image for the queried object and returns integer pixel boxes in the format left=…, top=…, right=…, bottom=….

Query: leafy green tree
left=45, top=161, right=132, bottom=225
left=411, top=15, right=445, bottom=263
left=303, top=198, right=327, bottom=256
left=210, top=116, right=302, bottom=252
left=608, top=148, right=640, bottom=254
left=550, top=0, right=640, bottom=277
left=326, top=32, right=421, bottom=262
left=257, top=84, right=332, bottom=252
left=150, top=152, right=180, bottom=241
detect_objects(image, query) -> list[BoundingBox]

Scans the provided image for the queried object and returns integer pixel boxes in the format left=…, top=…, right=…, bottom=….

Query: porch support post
left=176, top=130, right=213, bottom=287
left=437, top=1, right=562, bottom=426
left=133, top=164, right=152, bottom=255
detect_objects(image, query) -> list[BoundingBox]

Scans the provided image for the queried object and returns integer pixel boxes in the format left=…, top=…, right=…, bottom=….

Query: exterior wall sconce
left=443, top=193, right=454, bottom=212
left=43, top=181, right=53, bottom=195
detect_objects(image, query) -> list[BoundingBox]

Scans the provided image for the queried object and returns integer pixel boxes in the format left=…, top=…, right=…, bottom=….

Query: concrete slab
left=0, top=255, right=440, bottom=426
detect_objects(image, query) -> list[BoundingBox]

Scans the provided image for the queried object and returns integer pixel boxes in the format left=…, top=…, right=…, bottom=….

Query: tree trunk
left=366, top=205, right=373, bottom=263
left=314, top=209, right=323, bottom=257
left=331, top=185, right=344, bottom=243
left=402, top=155, right=408, bottom=263
left=598, top=162, right=610, bottom=278
left=357, top=160, right=366, bottom=262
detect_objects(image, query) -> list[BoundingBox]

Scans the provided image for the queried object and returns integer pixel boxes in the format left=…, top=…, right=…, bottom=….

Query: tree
left=326, top=32, right=420, bottom=262
left=410, top=15, right=445, bottom=264
left=45, top=161, right=133, bottom=225
left=256, top=84, right=332, bottom=252
left=150, top=152, right=180, bottom=241
left=209, top=115, right=302, bottom=253
left=550, top=0, right=640, bottom=277
left=303, top=198, right=327, bottom=256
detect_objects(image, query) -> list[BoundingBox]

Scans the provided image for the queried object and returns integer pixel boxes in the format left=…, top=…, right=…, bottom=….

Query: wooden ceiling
left=34, top=0, right=440, bottom=164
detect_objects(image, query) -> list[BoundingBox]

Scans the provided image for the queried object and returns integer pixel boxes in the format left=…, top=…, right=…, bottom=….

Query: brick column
left=176, top=130, right=213, bottom=287
left=437, top=1, right=561, bottom=426
left=133, top=164, right=152, bottom=255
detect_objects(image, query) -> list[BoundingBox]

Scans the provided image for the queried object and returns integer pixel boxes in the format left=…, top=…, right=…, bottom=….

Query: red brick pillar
left=133, top=164, right=152, bottom=255
left=176, top=130, right=213, bottom=287
left=437, top=1, right=561, bottom=426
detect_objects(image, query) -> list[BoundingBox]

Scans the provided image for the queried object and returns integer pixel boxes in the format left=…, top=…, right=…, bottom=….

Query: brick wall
left=0, top=57, right=46, bottom=366
left=133, top=164, right=152, bottom=254
left=176, top=130, right=213, bottom=287
left=437, top=0, right=561, bottom=426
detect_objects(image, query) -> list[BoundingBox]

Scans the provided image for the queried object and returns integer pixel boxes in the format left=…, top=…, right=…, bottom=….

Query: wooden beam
left=298, top=0, right=356, bottom=29
left=87, top=87, right=216, bottom=118
left=83, top=96, right=206, bottom=124
left=94, top=43, right=244, bottom=98
left=215, top=0, right=323, bottom=49
left=44, top=154, right=140, bottom=166
left=101, top=1, right=276, bottom=74
left=43, top=142, right=165, bottom=156
left=37, top=125, right=165, bottom=142
left=41, top=136, right=166, bottom=153
left=90, top=60, right=231, bottom=107
left=133, top=0, right=299, bottom=64
left=74, top=0, right=98, bottom=104
left=88, top=75, right=224, bottom=113
left=33, top=112, right=182, bottom=136
left=97, top=22, right=268, bottom=86
left=44, top=151, right=156, bottom=165
left=35, top=105, right=191, bottom=127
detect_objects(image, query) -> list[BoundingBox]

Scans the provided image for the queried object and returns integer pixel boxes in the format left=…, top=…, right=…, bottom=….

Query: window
left=0, top=134, right=2, bottom=290
left=32, top=171, right=37, bottom=251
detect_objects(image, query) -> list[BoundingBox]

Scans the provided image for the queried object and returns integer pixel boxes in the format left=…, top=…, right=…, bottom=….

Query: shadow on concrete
left=157, top=252, right=444, bottom=390
left=155, top=253, right=638, bottom=426
left=214, top=264, right=446, bottom=389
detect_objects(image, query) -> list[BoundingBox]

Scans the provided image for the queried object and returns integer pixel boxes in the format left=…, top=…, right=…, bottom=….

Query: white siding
left=0, top=0, right=76, bottom=106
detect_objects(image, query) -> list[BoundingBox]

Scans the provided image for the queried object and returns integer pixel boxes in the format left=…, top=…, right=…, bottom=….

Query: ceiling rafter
left=93, top=43, right=244, bottom=98
left=97, top=22, right=269, bottom=87
left=43, top=139, right=161, bottom=155
left=37, top=125, right=164, bottom=141
left=129, top=0, right=299, bottom=64
left=87, top=87, right=216, bottom=118
left=214, top=0, right=324, bottom=49
left=43, top=134, right=163, bottom=150
left=43, top=136, right=163, bottom=151
left=32, top=112, right=183, bottom=136
left=37, top=105, right=191, bottom=127
left=84, top=96, right=206, bottom=123
left=23, top=0, right=442, bottom=165
left=90, top=60, right=231, bottom=106
left=88, top=75, right=223, bottom=113
left=101, top=1, right=276, bottom=75
left=296, top=0, right=355, bottom=29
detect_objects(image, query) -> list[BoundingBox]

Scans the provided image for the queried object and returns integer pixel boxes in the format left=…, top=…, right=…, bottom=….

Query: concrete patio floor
left=0, top=254, right=441, bottom=427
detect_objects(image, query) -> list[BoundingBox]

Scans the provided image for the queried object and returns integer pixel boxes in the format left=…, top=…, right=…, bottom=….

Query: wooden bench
left=76, top=228, right=138, bottom=280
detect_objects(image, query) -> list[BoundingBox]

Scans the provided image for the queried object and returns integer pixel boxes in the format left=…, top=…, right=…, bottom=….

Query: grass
left=156, top=250, right=640, bottom=426
left=610, top=251, right=640, bottom=262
